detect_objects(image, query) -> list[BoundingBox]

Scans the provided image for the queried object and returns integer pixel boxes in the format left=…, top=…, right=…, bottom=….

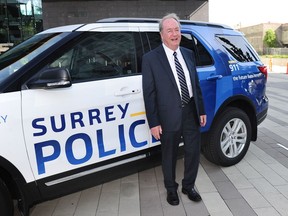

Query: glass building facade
left=0, top=0, right=42, bottom=44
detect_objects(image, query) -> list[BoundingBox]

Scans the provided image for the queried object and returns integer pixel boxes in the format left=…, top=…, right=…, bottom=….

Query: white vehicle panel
left=77, top=22, right=159, bottom=32
left=0, top=92, right=35, bottom=182
left=78, top=24, right=138, bottom=32
left=138, top=25, right=159, bottom=32
left=22, top=75, right=157, bottom=180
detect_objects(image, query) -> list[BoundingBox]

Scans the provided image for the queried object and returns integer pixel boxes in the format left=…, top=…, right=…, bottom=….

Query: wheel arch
left=0, top=156, right=41, bottom=215
left=213, top=95, right=257, bottom=141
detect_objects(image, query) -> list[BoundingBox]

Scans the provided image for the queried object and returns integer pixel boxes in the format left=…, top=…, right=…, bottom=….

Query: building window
left=0, top=0, right=43, bottom=45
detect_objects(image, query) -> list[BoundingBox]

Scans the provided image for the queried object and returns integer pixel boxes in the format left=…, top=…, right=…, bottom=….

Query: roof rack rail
left=97, top=18, right=232, bottom=30
left=97, top=18, right=159, bottom=23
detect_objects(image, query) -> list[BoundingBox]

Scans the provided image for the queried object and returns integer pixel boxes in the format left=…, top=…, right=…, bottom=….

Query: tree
left=263, top=29, right=277, bottom=47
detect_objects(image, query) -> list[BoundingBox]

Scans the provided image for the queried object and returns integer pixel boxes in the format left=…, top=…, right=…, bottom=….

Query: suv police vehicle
left=0, top=18, right=268, bottom=215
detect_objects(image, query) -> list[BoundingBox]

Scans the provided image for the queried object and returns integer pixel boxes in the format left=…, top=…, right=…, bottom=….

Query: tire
left=202, top=107, right=251, bottom=166
left=0, top=178, right=14, bottom=216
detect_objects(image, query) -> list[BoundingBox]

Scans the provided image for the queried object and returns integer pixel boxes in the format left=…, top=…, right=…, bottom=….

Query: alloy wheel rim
left=220, top=118, right=247, bottom=158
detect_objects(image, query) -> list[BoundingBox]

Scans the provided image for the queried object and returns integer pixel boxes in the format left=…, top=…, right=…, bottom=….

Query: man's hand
left=150, top=125, right=162, bottom=140
left=200, top=115, right=207, bottom=127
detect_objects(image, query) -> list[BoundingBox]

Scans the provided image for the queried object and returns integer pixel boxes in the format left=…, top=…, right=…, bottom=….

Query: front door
left=22, top=31, right=152, bottom=180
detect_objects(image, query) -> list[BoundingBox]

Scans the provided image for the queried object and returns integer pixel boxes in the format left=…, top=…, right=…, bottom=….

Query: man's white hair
left=159, top=13, right=181, bottom=32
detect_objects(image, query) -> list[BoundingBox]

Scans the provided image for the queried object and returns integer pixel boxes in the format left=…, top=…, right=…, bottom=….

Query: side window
left=216, top=35, right=259, bottom=62
left=146, top=32, right=162, bottom=50
left=181, top=33, right=213, bottom=67
left=48, top=32, right=137, bottom=82
left=144, top=32, right=213, bottom=67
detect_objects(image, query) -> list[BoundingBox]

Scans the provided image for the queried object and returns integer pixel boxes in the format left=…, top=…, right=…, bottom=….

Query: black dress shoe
left=182, top=188, right=202, bottom=202
left=166, top=191, right=179, bottom=205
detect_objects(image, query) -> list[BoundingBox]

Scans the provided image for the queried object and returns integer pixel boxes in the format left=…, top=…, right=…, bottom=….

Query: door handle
left=115, top=88, right=141, bottom=96
left=206, top=75, right=223, bottom=81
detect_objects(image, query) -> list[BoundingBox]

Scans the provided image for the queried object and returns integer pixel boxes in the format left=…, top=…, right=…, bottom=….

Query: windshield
left=0, top=32, right=69, bottom=84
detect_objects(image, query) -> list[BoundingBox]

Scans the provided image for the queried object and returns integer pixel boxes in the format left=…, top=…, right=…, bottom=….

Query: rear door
left=180, top=31, right=219, bottom=131
left=144, top=30, right=220, bottom=131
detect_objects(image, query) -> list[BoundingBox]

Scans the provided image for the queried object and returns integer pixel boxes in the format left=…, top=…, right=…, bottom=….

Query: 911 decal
left=229, top=63, right=240, bottom=72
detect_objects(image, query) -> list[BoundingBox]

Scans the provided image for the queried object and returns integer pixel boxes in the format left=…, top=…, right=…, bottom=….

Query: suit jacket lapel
left=180, top=47, right=195, bottom=83
left=156, top=45, right=179, bottom=90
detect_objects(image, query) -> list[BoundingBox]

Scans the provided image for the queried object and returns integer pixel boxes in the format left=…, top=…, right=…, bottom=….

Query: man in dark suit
left=142, top=13, right=207, bottom=206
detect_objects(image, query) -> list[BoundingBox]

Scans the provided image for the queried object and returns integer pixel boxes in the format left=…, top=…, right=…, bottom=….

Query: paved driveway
left=16, top=73, right=288, bottom=216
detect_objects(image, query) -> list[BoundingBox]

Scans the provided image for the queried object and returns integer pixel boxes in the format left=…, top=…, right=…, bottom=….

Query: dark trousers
left=160, top=99, right=201, bottom=192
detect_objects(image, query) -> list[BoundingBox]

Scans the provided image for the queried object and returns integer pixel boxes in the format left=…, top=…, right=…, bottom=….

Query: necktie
left=173, top=52, right=190, bottom=105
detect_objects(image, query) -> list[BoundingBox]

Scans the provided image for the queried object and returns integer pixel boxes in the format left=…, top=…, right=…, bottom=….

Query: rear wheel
left=0, top=178, right=14, bottom=216
left=202, top=107, right=251, bottom=166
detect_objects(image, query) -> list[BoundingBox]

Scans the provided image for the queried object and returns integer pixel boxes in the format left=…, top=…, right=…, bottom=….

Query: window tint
left=48, top=32, right=137, bottom=82
left=146, top=32, right=162, bottom=50
left=181, top=34, right=213, bottom=66
left=216, top=35, right=259, bottom=62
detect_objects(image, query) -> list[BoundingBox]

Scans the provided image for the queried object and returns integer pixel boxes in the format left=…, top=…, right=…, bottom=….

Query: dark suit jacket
left=142, top=45, right=205, bottom=132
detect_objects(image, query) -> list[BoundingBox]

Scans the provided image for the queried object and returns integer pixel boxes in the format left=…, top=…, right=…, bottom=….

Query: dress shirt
left=162, top=43, right=193, bottom=98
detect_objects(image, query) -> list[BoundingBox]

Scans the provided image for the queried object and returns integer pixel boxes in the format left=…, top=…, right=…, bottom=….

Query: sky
left=209, top=0, right=288, bottom=28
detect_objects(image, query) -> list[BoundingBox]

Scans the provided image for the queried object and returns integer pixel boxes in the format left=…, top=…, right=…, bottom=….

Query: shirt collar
left=162, top=43, right=180, bottom=57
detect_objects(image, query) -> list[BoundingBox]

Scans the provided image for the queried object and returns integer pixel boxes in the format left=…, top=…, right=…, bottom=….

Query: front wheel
left=202, top=107, right=251, bottom=166
left=0, top=178, right=14, bottom=216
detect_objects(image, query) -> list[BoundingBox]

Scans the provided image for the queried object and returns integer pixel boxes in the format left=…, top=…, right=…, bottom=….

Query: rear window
left=216, top=35, right=260, bottom=62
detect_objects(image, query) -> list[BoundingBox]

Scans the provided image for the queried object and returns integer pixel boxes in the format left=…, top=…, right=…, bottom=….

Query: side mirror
left=27, top=68, right=72, bottom=89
